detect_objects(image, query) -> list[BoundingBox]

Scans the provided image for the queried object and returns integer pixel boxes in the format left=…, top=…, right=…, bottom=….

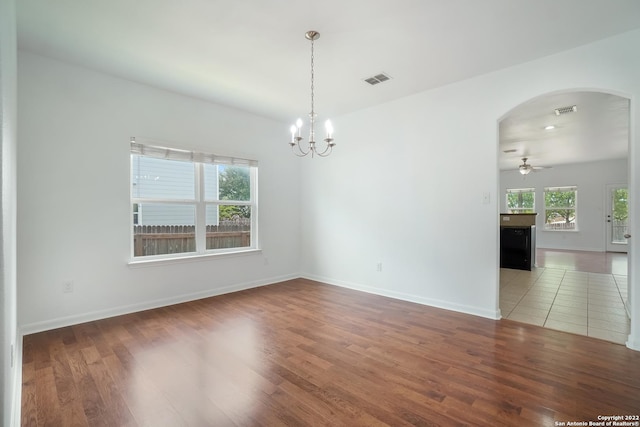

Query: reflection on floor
left=500, top=249, right=630, bottom=345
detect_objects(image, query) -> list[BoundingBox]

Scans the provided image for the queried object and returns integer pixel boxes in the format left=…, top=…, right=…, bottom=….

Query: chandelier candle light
left=289, top=30, right=335, bottom=157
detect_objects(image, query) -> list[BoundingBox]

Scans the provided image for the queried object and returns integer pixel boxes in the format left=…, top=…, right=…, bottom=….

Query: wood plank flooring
left=22, top=279, right=640, bottom=426
left=536, top=248, right=628, bottom=275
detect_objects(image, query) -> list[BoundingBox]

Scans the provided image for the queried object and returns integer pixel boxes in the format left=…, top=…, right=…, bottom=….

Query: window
left=506, top=188, right=535, bottom=213
left=544, top=186, right=577, bottom=231
left=130, top=141, right=258, bottom=259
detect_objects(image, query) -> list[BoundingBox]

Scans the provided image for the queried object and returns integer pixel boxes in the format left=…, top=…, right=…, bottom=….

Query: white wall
left=17, top=52, right=302, bottom=332
left=500, top=159, right=628, bottom=251
left=300, top=29, right=640, bottom=349
left=1, top=0, right=18, bottom=424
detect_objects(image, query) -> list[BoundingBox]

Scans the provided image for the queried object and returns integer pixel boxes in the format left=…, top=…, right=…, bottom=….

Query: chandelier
left=289, top=30, right=335, bottom=157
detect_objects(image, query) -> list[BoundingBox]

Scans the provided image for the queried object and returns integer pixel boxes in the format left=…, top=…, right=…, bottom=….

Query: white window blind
left=130, top=140, right=258, bottom=167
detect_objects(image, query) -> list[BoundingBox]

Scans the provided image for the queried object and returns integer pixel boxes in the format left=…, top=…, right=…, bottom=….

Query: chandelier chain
left=310, top=37, right=315, bottom=117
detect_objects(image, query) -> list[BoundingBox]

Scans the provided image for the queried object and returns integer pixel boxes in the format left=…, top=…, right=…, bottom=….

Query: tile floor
left=500, top=252, right=630, bottom=345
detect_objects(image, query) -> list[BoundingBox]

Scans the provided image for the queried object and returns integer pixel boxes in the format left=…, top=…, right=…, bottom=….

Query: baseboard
left=626, top=334, right=640, bottom=351
left=536, top=246, right=605, bottom=253
left=301, top=274, right=501, bottom=320
left=20, top=273, right=299, bottom=335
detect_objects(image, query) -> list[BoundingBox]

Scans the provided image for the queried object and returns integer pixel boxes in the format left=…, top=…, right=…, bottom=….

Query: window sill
left=128, top=248, right=262, bottom=268
left=542, top=229, right=579, bottom=232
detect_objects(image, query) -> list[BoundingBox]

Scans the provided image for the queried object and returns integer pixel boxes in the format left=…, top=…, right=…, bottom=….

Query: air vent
left=554, top=105, right=577, bottom=115
left=364, top=73, right=391, bottom=85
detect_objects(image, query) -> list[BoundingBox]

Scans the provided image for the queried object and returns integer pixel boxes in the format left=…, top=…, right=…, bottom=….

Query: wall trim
left=302, top=274, right=501, bottom=320
left=20, top=273, right=298, bottom=335
left=536, top=245, right=606, bottom=253
left=11, top=335, right=22, bottom=427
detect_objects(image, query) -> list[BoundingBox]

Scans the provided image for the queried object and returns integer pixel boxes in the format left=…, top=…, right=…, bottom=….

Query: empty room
left=2, top=1, right=640, bottom=426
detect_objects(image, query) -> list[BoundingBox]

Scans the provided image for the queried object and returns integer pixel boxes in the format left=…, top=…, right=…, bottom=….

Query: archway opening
left=497, top=89, right=631, bottom=345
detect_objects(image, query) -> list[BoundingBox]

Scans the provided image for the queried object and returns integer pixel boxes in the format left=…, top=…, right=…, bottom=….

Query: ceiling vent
left=554, top=105, right=577, bottom=115
left=364, top=73, right=391, bottom=85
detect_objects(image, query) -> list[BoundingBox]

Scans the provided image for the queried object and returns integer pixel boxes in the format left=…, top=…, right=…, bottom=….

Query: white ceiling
left=499, top=91, right=630, bottom=171
left=16, top=0, right=640, bottom=167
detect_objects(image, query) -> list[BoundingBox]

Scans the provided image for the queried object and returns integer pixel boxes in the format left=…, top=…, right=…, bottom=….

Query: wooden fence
left=133, top=221, right=250, bottom=256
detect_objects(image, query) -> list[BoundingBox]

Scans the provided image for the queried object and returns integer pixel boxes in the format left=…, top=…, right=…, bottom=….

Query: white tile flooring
left=500, top=267, right=630, bottom=344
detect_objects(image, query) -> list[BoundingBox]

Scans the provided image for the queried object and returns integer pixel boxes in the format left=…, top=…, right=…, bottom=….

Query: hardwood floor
left=22, top=279, right=640, bottom=426
left=536, top=248, right=628, bottom=274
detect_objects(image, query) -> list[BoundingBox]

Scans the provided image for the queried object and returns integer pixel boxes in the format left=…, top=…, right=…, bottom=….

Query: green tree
left=507, top=191, right=534, bottom=213
left=612, top=188, right=628, bottom=222
left=218, top=166, right=250, bottom=220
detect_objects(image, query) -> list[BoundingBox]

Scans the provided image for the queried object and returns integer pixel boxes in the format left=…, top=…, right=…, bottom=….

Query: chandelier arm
left=314, top=142, right=334, bottom=157
left=291, top=141, right=311, bottom=157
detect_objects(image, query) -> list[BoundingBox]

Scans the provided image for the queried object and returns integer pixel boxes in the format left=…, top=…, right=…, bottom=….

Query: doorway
left=606, top=184, right=629, bottom=253
left=498, top=90, right=632, bottom=345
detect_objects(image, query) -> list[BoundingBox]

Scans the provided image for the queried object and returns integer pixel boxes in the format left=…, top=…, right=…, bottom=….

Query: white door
left=605, top=184, right=629, bottom=253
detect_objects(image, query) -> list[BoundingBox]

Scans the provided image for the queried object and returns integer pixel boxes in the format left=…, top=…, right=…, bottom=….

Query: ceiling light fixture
left=519, top=158, right=533, bottom=175
left=544, top=125, right=556, bottom=130
left=289, top=30, right=335, bottom=157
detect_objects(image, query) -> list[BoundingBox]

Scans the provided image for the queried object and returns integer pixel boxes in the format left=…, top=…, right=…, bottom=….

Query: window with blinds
left=130, top=140, right=258, bottom=259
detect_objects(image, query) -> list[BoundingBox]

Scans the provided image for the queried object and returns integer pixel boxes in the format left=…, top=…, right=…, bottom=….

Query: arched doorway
left=497, top=89, right=632, bottom=346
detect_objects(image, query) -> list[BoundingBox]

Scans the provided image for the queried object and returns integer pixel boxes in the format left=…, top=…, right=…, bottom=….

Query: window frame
left=505, top=187, right=535, bottom=214
left=543, top=185, right=578, bottom=231
left=130, top=140, right=259, bottom=262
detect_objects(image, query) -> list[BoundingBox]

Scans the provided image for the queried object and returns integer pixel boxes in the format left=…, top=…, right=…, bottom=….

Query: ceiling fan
left=518, top=157, right=549, bottom=175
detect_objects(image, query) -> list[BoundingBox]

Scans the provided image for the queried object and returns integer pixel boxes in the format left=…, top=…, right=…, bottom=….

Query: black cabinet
left=500, top=226, right=536, bottom=270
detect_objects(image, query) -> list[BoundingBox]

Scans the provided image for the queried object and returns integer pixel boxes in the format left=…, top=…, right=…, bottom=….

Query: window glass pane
left=544, top=187, right=577, bottom=230
left=132, top=156, right=195, bottom=200
left=206, top=205, right=251, bottom=250
left=506, top=188, right=534, bottom=213
left=218, top=165, right=250, bottom=201
left=133, top=203, right=139, bottom=225
left=132, top=204, right=196, bottom=256
left=612, top=188, right=629, bottom=243
left=545, top=189, right=576, bottom=208
left=203, top=164, right=219, bottom=201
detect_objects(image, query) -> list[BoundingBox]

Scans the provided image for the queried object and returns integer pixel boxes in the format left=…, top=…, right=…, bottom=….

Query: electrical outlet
left=63, top=280, right=74, bottom=293
left=376, top=262, right=383, bottom=272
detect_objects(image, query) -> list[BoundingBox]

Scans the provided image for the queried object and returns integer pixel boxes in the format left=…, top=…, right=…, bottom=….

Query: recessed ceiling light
left=544, top=125, right=556, bottom=130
